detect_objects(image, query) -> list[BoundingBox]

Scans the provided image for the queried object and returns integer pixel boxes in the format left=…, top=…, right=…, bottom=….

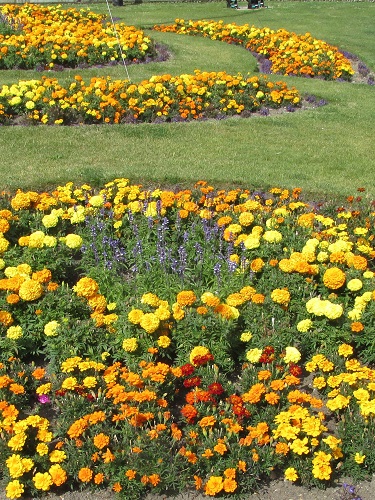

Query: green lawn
left=0, top=1, right=374, bottom=199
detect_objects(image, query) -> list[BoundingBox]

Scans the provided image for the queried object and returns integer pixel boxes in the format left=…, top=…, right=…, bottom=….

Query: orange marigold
left=78, top=467, right=93, bottom=482
left=322, top=267, right=346, bottom=290
left=351, top=322, right=364, bottom=332
left=176, top=290, right=197, bottom=307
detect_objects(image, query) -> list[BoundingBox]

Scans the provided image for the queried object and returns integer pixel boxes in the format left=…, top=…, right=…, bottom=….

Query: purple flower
left=38, top=394, right=51, bottom=404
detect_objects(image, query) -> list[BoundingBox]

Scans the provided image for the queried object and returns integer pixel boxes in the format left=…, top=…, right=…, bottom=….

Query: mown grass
left=0, top=1, right=374, bottom=199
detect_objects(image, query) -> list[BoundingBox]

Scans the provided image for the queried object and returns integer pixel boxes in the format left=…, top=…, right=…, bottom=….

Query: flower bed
left=1, top=3, right=356, bottom=125
left=0, top=72, right=301, bottom=125
left=153, top=19, right=355, bottom=81
left=0, top=179, right=374, bottom=499
left=0, top=4, right=156, bottom=70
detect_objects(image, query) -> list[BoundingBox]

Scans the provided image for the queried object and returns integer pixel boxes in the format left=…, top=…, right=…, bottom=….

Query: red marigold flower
left=208, top=382, right=225, bottom=395
left=183, top=376, right=202, bottom=388
left=289, top=364, right=303, bottom=377
left=180, top=363, right=195, bottom=376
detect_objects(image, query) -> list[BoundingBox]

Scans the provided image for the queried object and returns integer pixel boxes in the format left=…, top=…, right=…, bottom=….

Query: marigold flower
left=6, top=326, right=23, bottom=340
left=322, top=267, right=346, bottom=290
left=347, top=278, right=363, bottom=291
left=5, top=480, right=24, bottom=499
left=78, top=467, right=93, bottom=482
left=351, top=321, right=364, bottom=332
left=297, top=318, right=313, bottom=332
left=6, top=294, right=20, bottom=304
left=93, top=433, right=110, bottom=450
left=205, top=476, right=224, bottom=496
left=246, top=348, right=263, bottom=363
left=284, top=467, right=298, bottom=481
left=140, top=312, right=160, bottom=333
left=189, top=345, right=210, bottom=366
left=125, top=469, right=137, bottom=480
left=354, top=452, right=366, bottom=464
left=33, top=472, right=53, bottom=491
left=74, top=277, right=99, bottom=298
left=44, top=320, right=60, bottom=337
left=18, top=280, right=43, bottom=301
left=338, top=344, right=354, bottom=357
left=122, top=337, right=138, bottom=352
left=271, top=288, right=290, bottom=305
left=157, top=335, right=171, bottom=348
left=176, top=290, right=197, bottom=306
left=283, top=346, right=301, bottom=364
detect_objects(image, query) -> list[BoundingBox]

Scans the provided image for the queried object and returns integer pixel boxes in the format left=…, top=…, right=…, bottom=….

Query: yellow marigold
left=240, top=286, right=256, bottom=300
left=49, top=464, right=67, bottom=487
left=44, top=321, right=60, bottom=337
left=283, top=346, right=301, bottom=364
left=128, top=308, right=144, bottom=324
left=250, top=258, right=265, bottom=272
left=6, top=326, right=22, bottom=340
left=0, top=234, right=10, bottom=254
left=140, top=313, right=160, bottom=333
left=141, top=293, right=160, bottom=307
left=312, top=451, right=332, bottom=480
left=49, top=450, right=66, bottom=463
left=246, top=348, right=262, bottom=363
left=122, top=337, right=138, bottom=352
left=33, top=472, right=53, bottom=491
left=238, top=211, right=254, bottom=226
left=74, top=277, right=99, bottom=298
left=61, top=377, right=78, bottom=390
left=297, top=319, right=313, bottom=332
left=18, top=280, right=43, bottom=301
left=263, top=230, right=282, bottom=243
left=154, top=305, right=171, bottom=320
left=284, top=467, right=298, bottom=481
left=347, top=278, right=363, bottom=292
left=176, top=290, right=197, bottom=307
left=88, top=294, right=107, bottom=313
left=226, top=293, right=245, bottom=307
left=5, top=480, right=24, bottom=499
left=0, top=219, right=10, bottom=233
left=157, top=335, right=171, bottom=348
left=354, top=452, right=366, bottom=464
left=322, top=267, right=346, bottom=290
left=64, top=234, right=83, bottom=249
left=338, top=344, right=354, bottom=357
left=271, top=288, right=290, bottom=305
left=240, top=331, right=252, bottom=342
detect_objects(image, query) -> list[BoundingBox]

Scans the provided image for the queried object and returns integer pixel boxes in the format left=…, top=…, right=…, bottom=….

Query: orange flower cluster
left=0, top=4, right=155, bottom=70
left=154, top=19, right=354, bottom=81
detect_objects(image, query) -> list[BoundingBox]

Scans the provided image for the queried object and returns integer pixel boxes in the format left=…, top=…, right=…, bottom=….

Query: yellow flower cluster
left=73, top=277, right=118, bottom=328
left=0, top=71, right=300, bottom=125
